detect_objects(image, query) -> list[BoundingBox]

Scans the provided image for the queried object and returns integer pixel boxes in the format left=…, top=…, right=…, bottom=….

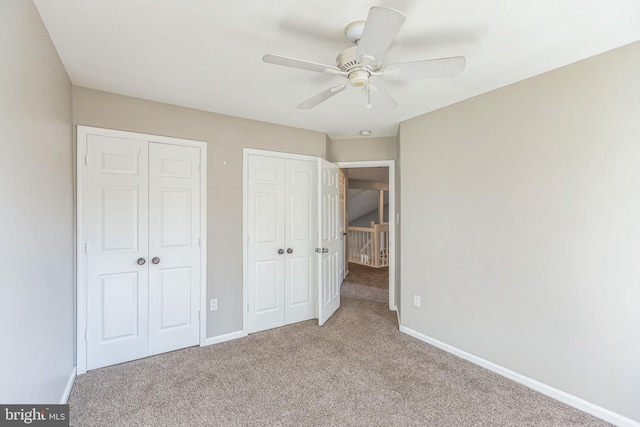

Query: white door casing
left=247, top=154, right=317, bottom=333
left=318, top=159, right=341, bottom=326
left=77, top=126, right=207, bottom=374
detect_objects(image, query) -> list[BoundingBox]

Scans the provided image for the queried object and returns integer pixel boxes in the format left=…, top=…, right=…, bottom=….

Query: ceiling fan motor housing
left=337, top=46, right=381, bottom=71
left=337, top=46, right=381, bottom=90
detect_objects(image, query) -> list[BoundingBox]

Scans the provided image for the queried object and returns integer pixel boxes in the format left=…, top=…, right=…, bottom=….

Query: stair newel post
left=373, top=223, right=380, bottom=267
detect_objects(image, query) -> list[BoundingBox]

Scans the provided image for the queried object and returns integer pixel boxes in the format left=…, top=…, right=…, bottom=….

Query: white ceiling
left=34, top=0, right=640, bottom=139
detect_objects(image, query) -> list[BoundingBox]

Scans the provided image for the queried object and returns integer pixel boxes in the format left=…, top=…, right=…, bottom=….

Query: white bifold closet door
left=85, top=135, right=201, bottom=370
left=247, top=155, right=317, bottom=333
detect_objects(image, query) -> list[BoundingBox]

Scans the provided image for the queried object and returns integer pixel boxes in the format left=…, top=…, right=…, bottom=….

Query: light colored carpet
left=68, top=268, right=610, bottom=426
left=341, top=263, right=389, bottom=305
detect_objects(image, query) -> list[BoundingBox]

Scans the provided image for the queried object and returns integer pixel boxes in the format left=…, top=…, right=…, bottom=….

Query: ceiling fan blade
left=263, top=54, right=342, bottom=75
left=356, top=7, right=406, bottom=66
left=369, top=84, right=398, bottom=112
left=382, top=56, right=466, bottom=80
left=296, top=84, right=347, bottom=109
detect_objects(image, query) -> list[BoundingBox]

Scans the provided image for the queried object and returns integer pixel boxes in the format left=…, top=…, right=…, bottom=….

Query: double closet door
left=83, top=131, right=203, bottom=370
left=247, top=155, right=318, bottom=333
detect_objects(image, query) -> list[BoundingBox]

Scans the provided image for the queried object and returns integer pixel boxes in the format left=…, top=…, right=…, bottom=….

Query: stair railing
left=347, top=222, right=389, bottom=268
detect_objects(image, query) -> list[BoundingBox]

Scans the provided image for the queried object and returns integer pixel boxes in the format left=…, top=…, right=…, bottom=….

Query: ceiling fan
left=263, top=6, right=466, bottom=112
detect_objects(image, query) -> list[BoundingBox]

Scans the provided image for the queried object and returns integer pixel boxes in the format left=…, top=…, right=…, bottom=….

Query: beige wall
left=0, top=1, right=74, bottom=402
left=399, top=41, right=640, bottom=422
left=329, top=136, right=397, bottom=162
left=72, top=87, right=327, bottom=337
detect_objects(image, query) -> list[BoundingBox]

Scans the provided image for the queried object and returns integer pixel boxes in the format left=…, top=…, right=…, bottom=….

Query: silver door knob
left=137, top=258, right=146, bottom=265
left=286, top=248, right=293, bottom=254
left=278, top=249, right=284, bottom=255
left=322, top=248, right=329, bottom=253
left=152, top=257, right=160, bottom=264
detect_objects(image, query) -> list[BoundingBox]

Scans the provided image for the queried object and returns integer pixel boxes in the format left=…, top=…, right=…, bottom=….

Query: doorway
left=335, top=161, right=396, bottom=311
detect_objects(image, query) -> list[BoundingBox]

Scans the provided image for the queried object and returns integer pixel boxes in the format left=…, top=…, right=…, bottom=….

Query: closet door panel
left=148, top=143, right=201, bottom=355
left=86, top=135, right=149, bottom=370
left=284, top=159, right=317, bottom=324
left=247, top=155, right=286, bottom=333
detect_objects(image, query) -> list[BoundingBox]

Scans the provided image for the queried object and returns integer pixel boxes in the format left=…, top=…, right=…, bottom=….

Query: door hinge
left=84, top=154, right=88, bottom=165
left=198, top=310, right=200, bottom=321
left=84, top=242, right=87, bottom=253
left=84, top=329, right=88, bottom=342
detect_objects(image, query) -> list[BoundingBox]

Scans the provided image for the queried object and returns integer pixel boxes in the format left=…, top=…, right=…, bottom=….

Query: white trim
left=60, top=367, right=76, bottom=404
left=335, top=160, right=397, bottom=311
left=76, top=125, right=207, bottom=374
left=242, top=150, right=248, bottom=336
left=76, top=128, right=87, bottom=375
left=244, top=148, right=322, bottom=162
left=203, top=330, right=247, bottom=346
left=399, top=326, right=640, bottom=427
left=198, top=144, right=208, bottom=348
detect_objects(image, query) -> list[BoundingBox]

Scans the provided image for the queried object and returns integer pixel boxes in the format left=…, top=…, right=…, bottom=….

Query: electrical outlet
left=209, top=299, right=218, bottom=311
left=413, top=295, right=421, bottom=307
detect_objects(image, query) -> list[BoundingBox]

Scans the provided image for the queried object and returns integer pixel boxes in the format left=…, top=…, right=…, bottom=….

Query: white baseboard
left=60, top=367, right=76, bottom=404
left=202, top=330, right=246, bottom=347
left=399, top=326, right=639, bottom=427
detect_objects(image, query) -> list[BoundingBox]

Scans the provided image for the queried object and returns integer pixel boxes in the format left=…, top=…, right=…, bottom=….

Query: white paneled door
left=284, top=159, right=318, bottom=325
left=247, top=154, right=317, bottom=333
left=148, top=143, right=201, bottom=356
left=318, top=159, right=341, bottom=326
left=85, top=134, right=201, bottom=370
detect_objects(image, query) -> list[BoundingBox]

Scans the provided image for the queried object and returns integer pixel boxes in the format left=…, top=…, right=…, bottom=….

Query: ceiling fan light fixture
left=348, top=70, right=370, bottom=87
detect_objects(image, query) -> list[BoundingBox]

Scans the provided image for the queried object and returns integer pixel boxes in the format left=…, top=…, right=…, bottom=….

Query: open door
left=318, top=159, right=341, bottom=326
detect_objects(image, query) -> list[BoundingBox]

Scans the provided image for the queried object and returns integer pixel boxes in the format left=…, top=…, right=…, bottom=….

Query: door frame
left=335, top=160, right=397, bottom=311
left=242, top=148, right=322, bottom=335
left=76, top=125, right=208, bottom=374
